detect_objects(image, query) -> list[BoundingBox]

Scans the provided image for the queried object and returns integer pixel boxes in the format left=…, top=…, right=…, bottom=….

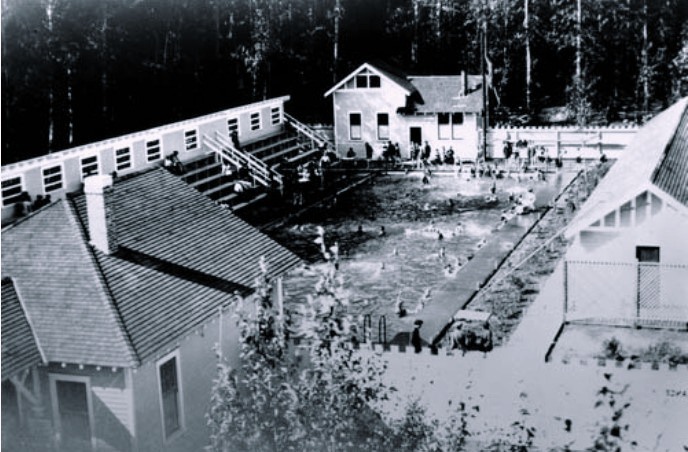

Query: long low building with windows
left=1, top=96, right=332, bottom=225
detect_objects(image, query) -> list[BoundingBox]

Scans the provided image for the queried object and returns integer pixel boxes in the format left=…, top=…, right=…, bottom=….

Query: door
left=53, top=379, right=92, bottom=451
left=409, top=127, right=422, bottom=159
left=636, top=246, right=660, bottom=317
left=409, top=127, right=421, bottom=147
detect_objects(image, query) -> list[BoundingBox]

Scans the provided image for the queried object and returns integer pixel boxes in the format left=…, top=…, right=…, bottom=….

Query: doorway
left=409, top=127, right=422, bottom=159
left=51, top=376, right=93, bottom=451
left=636, top=246, right=660, bottom=316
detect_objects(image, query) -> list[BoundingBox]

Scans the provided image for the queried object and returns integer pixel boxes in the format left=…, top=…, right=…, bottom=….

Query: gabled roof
left=2, top=168, right=302, bottom=366
left=2, top=278, right=45, bottom=380
left=652, top=104, right=688, bottom=205
left=324, top=62, right=417, bottom=97
left=408, top=76, right=483, bottom=113
left=566, top=97, right=688, bottom=236
left=325, top=61, right=483, bottom=114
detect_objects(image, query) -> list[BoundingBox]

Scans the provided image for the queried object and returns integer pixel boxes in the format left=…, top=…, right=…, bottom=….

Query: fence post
left=378, top=315, right=387, bottom=345
left=636, top=263, right=641, bottom=320
left=563, top=260, right=569, bottom=323
left=556, top=130, right=561, bottom=159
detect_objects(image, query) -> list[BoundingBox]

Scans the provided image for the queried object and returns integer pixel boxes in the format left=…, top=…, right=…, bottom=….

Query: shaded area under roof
left=653, top=104, right=688, bottom=206
left=1, top=278, right=44, bottom=380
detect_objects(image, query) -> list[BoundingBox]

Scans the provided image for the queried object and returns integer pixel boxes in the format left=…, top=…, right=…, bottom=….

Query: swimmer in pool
left=379, top=226, right=386, bottom=237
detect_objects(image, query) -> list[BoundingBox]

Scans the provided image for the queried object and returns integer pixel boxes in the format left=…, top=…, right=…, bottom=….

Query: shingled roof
left=652, top=103, right=688, bottom=206
left=566, top=97, right=688, bottom=236
left=408, top=76, right=483, bottom=113
left=2, top=168, right=302, bottom=366
left=2, top=278, right=44, bottom=379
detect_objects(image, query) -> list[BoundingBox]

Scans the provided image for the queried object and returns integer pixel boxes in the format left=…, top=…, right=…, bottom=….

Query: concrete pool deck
left=386, top=171, right=579, bottom=347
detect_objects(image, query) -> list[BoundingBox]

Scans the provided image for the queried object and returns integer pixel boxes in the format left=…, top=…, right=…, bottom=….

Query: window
left=42, top=165, right=63, bottom=192
left=438, top=113, right=464, bottom=140
left=146, top=139, right=162, bottom=162
left=250, top=112, right=261, bottom=131
left=49, top=375, right=93, bottom=449
left=115, top=147, right=132, bottom=171
left=80, top=155, right=99, bottom=179
left=271, top=107, right=281, bottom=125
left=438, top=114, right=451, bottom=140
left=636, top=246, right=660, bottom=263
left=349, top=113, right=362, bottom=140
left=227, top=118, right=239, bottom=136
left=451, top=113, right=464, bottom=138
left=353, top=70, right=381, bottom=89
left=184, top=129, right=198, bottom=151
left=2, top=176, right=23, bottom=206
left=158, top=353, right=182, bottom=439
left=377, top=113, right=389, bottom=140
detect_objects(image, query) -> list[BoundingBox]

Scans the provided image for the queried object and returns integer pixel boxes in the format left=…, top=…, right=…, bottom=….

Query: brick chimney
left=84, top=175, right=118, bottom=255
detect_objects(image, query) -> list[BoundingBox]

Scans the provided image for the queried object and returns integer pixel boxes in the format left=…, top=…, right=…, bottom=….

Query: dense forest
left=2, top=0, right=687, bottom=164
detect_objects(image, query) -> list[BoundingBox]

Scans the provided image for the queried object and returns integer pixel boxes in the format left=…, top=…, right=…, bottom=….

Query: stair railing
left=284, top=113, right=333, bottom=149
left=203, top=133, right=282, bottom=189
left=214, top=132, right=284, bottom=187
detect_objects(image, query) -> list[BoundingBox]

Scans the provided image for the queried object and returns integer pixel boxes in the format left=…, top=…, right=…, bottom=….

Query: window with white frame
left=349, top=113, right=362, bottom=140
left=184, top=129, right=198, bottom=151
left=250, top=112, right=261, bottom=131
left=115, top=147, right=132, bottom=171
left=271, top=107, right=281, bottom=125
left=227, top=118, right=239, bottom=136
left=377, top=113, right=389, bottom=140
left=42, top=165, right=63, bottom=192
left=438, top=113, right=464, bottom=140
left=2, top=176, right=24, bottom=206
left=352, top=69, right=381, bottom=89
left=80, top=155, right=99, bottom=179
left=158, top=352, right=183, bottom=440
left=146, top=139, right=162, bottom=162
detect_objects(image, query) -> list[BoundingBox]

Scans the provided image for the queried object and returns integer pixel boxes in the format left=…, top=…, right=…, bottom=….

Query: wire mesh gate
left=564, top=260, right=688, bottom=324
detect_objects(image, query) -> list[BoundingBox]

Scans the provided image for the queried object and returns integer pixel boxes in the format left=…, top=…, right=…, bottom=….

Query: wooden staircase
left=180, top=114, right=334, bottom=209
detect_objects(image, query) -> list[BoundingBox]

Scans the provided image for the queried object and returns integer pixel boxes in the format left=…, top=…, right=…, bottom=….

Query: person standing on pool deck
left=411, top=320, right=423, bottom=353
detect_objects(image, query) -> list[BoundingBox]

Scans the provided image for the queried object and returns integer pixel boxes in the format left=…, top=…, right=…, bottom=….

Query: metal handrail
left=284, top=113, right=332, bottom=148
left=214, top=132, right=284, bottom=187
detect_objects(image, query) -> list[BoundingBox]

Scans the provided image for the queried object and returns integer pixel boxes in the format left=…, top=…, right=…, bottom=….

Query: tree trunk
left=411, top=0, right=419, bottom=64
left=524, top=0, right=531, bottom=112
left=100, top=1, right=110, bottom=130
left=641, top=0, right=649, bottom=115
left=45, top=0, right=56, bottom=152
left=333, top=0, right=341, bottom=83
left=67, top=66, right=73, bottom=145
left=575, top=0, right=581, bottom=83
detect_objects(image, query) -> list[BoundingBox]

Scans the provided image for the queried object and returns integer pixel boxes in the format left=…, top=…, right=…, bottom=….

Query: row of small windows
left=344, top=69, right=381, bottom=89
left=2, top=110, right=280, bottom=206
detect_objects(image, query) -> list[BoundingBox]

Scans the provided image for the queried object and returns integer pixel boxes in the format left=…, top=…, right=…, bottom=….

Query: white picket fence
left=487, top=125, right=638, bottom=160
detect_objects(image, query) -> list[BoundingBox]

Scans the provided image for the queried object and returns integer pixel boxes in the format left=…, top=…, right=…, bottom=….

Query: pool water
left=268, top=171, right=572, bottom=325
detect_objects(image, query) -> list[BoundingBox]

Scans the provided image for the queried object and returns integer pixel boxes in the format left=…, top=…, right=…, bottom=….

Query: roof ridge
left=63, top=197, right=140, bottom=367
left=4, top=277, right=48, bottom=365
